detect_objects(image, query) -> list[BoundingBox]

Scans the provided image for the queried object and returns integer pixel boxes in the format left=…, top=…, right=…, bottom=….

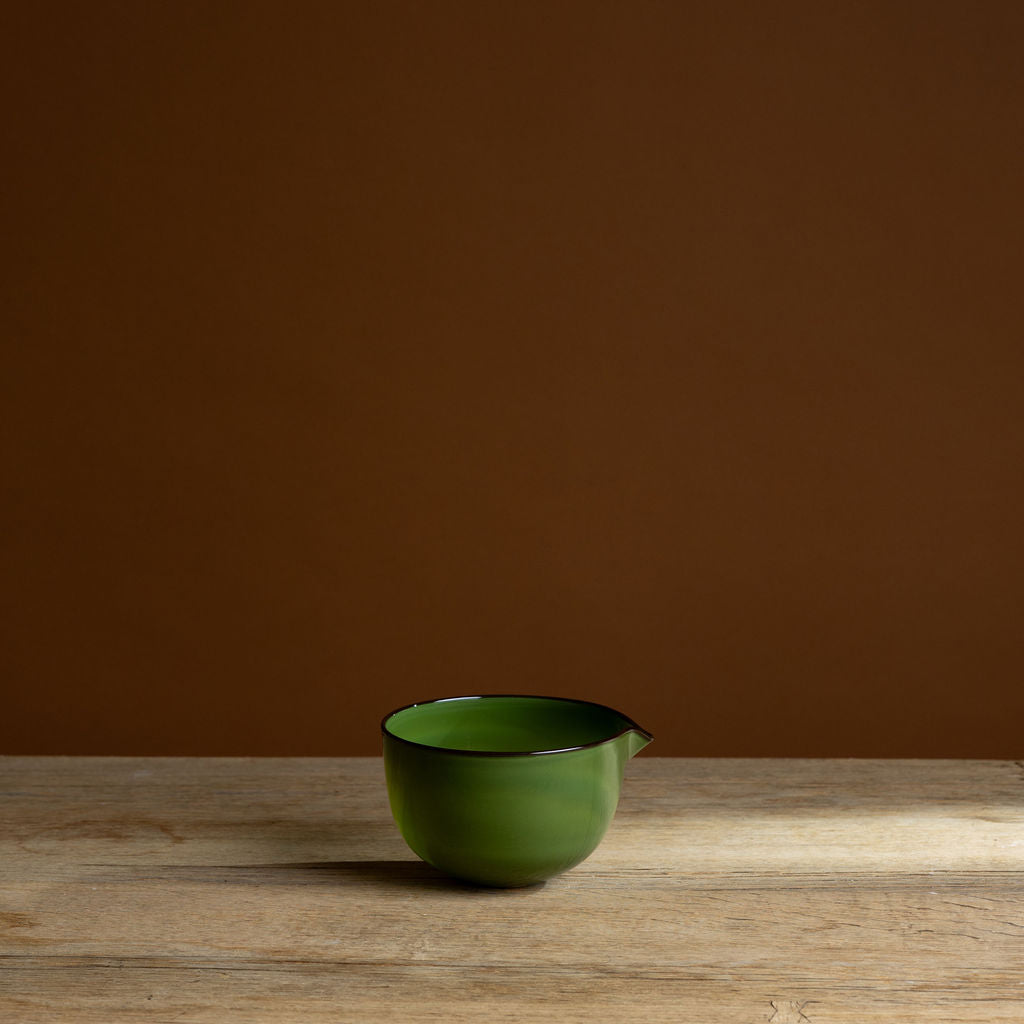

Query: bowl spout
left=621, top=725, right=653, bottom=759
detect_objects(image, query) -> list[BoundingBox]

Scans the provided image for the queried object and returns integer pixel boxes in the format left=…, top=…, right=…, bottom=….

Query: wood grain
left=1, top=757, right=1022, bottom=1022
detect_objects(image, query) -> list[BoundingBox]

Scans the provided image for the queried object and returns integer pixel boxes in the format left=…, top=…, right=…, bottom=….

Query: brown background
left=3, top=2, right=1023, bottom=757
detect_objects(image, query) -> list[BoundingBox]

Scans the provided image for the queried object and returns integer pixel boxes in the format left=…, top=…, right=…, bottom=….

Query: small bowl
left=381, top=694, right=652, bottom=887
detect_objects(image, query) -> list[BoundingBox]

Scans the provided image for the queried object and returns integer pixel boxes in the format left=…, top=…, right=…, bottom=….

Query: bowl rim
left=380, top=693, right=653, bottom=758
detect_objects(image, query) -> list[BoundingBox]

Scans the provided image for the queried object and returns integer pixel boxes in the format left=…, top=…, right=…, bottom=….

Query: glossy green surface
left=382, top=696, right=652, bottom=887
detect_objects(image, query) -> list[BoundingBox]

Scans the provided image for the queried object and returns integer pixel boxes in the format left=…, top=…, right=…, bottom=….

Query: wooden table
left=2, top=757, right=1022, bottom=1022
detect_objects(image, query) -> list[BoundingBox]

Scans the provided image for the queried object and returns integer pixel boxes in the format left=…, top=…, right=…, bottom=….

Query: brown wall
left=3, top=2, right=1023, bottom=757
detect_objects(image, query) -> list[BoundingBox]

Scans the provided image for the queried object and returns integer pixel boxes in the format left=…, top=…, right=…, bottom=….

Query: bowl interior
left=384, top=695, right=633, bottom=754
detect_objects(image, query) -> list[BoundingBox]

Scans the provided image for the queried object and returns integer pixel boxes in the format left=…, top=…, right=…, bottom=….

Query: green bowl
left=381, top=695, right=652, bottom=887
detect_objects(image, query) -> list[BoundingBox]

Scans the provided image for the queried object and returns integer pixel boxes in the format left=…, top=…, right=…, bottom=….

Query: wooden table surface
left=1, top=757, right=1022, bottom=1022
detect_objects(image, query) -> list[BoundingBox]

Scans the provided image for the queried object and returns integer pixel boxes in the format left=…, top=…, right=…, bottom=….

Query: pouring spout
left=622, top=725, right=654, bottom=759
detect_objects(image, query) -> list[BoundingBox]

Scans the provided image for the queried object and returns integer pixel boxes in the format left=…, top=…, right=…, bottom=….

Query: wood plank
left=4, top=962, right=1024, bottom=1023
left=1, top=757, right=1022, bottom=1022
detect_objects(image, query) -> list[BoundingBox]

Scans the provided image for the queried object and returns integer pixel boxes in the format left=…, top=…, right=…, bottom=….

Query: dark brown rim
left=380, top=693, right=654, bottom=758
